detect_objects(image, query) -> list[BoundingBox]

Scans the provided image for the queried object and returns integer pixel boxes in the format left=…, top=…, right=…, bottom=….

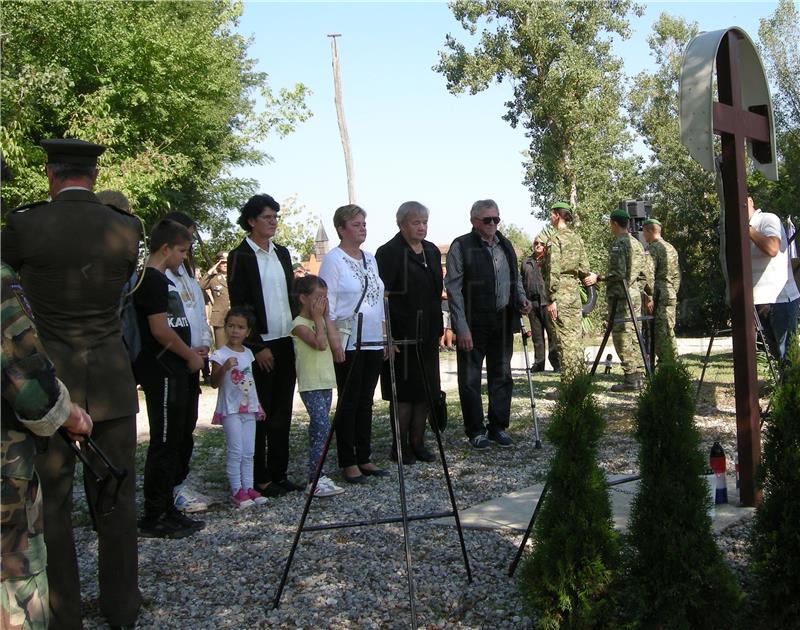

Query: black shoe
left=276, top=479, right=304, bottom=492
left=358, top=466, right=390, bottom=477
left=343, top=473, right=368, bottom=484
left=138, top=514, right=194, bottom=539
left=531, top=362, right=546, bottom=372
left=487, top=430, right=514, bottom=448
left=166, top=508, right=205, bottom=531
left=259, top=482, right=289, bottom=497
left=412, top=444, right=436, bottom=462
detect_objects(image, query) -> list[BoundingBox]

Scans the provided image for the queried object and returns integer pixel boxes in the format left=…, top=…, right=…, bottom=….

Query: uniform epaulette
left=10, top=200, right=48, bottom=214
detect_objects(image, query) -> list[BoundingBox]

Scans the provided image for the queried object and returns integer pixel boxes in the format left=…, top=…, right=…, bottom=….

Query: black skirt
left=380, top=339, right=441, bottom=403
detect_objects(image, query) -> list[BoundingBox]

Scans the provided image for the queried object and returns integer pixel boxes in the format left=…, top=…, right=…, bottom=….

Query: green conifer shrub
left=518, top=373, right=619, bottom=629
left=749, top=335, right=800, bottom=628
left=621, top=360, right=742, bottom=628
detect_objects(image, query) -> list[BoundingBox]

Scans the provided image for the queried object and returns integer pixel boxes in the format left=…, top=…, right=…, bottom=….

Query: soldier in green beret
left=542, top=202, right=598, bottom=377
left=1, top=263, right=92, bottom=630
left=642, top=218, right=681, bottom=361
left=605, top=208, right=654, bottom=391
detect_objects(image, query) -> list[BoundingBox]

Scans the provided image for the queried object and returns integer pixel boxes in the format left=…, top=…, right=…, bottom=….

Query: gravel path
left=73, top=351, right=755, bottom=629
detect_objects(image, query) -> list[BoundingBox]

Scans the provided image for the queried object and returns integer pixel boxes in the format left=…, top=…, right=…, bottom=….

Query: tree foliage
left=627, top=14, right=725, bottom=332
left=621, top=360, right=742, bottom=628
left=518, top=374, right=619, bottom=629
left=0, top=0, right=311, bottom=228
left=435, top=0, right=643, bottom=278
left=501, top=221, right=532, bottom=257
left=749, top=336, right=800, bottom=628
left=750, top=0, right=800, bottom=220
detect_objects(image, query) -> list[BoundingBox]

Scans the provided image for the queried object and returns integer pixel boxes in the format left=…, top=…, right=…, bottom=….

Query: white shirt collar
left=246, top=236, right=273, bottom=255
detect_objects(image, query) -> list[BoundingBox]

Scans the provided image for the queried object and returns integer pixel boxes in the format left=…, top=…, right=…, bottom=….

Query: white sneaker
left=173, top=485, right=209, bottom=513
left=306, top=476, right=345, bottom=498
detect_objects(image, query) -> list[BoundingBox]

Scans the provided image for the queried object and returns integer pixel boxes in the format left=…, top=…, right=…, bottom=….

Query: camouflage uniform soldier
left=1, top=263, right=92, bottom=630
left=643, top=218, right=681, bottom=361
left=542, top=202, right=598, bottom=377
left=605, top=208, right=654, bottom=392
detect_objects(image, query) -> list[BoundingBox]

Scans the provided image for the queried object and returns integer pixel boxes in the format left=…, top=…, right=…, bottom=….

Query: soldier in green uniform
left=542, top=202, right=598, bottom=376
left=605, top=208, right=654, bottom=392
left=2, top=139, right=142, bottom=629
left=1, top=263, right=92, bottom=630
left=642, top=218, right=681, bottom=361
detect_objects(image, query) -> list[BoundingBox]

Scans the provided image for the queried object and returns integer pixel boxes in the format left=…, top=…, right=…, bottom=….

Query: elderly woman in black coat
left=376, top=201, right=443, bottom=464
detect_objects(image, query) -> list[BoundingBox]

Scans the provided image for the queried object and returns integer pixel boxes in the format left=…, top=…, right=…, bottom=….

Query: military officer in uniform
left=2, top=139, right=142, bottom=629
left=605, top=208, right=654, bottom=392
left=200, top=251, right=230, bottom=348
left=542, top=202, right=597, bottom=377
left=1, top=263, right=93, bottom=630
left=642, top=218, right=681, bottom=361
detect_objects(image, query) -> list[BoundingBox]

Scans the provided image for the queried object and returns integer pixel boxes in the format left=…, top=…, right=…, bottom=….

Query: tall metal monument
left=679, top=27, right=778, bottom=506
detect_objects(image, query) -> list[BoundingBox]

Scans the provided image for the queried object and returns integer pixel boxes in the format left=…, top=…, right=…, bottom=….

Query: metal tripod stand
left=589, top=279, right=655, bottom=379
left=272, top=307, right=472, bottom=629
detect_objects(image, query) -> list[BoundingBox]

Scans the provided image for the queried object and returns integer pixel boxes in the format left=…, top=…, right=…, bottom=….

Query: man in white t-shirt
left=748, top=197, right=800, bottom=366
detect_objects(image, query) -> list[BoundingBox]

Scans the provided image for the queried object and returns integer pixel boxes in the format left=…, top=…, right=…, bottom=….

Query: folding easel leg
left=508, top=479, right=551, bottom=577
left=417, top=341, right=473, bottom=583
left=590, top=298, right=617, bottom=377
left=695, top=328, right=718, bottom=403
left=623, top=280, right=651, bottom=379
left=272, top=346, right=363, bottom=610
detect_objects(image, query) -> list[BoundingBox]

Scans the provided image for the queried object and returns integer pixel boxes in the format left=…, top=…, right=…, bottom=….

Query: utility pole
left=327, top=34, right=356, bottom=204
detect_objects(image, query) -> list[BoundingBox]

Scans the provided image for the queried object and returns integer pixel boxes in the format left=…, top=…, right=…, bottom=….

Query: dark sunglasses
left=481, top=216, right=501, bottom=225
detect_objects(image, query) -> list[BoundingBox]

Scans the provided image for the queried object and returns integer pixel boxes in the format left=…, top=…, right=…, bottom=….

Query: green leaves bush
left=748, top=335, right=800, bottom=628
left=518, top=373, right=618, bottom=629
left=621, top=360, right=742, bottom=628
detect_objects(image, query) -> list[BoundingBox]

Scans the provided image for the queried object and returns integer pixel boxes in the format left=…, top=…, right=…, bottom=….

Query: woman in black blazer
left=376, top=201, right=444, bottom=464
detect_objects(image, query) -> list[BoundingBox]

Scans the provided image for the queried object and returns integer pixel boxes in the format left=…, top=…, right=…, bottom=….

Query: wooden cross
left=712, top=30, right=773, bottom=507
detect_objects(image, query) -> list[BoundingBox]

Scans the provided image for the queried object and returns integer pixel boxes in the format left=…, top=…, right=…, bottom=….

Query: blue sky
left=233, top=1, right=780, bottom=255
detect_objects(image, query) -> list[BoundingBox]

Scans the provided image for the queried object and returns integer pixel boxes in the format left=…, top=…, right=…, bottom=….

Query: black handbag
left=431, top=390, right=448, bottom=432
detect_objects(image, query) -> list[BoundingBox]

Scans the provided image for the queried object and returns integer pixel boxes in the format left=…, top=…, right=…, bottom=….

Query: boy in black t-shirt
left=134, top=220, right=206, bottom=538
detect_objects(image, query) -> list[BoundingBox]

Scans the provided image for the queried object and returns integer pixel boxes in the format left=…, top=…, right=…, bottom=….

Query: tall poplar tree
left=435, top=0, right=643, bottom=271
left=627, top=14, right=724, bottom=332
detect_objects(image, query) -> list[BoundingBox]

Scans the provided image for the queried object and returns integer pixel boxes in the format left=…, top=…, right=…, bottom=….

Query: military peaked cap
left=41, top=138, right=105, bottom=166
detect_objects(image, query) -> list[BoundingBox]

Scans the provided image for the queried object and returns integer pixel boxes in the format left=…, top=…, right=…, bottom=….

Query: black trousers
left=457, top=309, right=514, bottom=438
left=141, top=372, right=190, bottom=519
left=35, top=415, right=141, bottom=629
left=175, top=370, right=200, bottom=488
left=528, top=304, right=560, bottom=368
left=251, top=337, right=296, bottom=485
left=333, top=350, right=384, bottom=468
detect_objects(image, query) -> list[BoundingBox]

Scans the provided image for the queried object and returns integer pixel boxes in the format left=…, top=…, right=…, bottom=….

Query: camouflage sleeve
left=544, top=237, right=560, bottom=301
left=640, top=241, right=654, bottom=297
left=669, top=243, right=682, bottom=294
left=577, top=237, right=591, bottom=279
left=605, top=237, right=628, bottom=295
left=1, top=263, right=71, bottom=436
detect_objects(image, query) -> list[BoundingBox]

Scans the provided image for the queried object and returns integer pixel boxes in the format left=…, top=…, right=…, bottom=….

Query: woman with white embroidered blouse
left=318, top=204, right=389, bottom=484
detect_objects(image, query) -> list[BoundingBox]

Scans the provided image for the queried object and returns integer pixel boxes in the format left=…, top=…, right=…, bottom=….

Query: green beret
left=610, top=208, right=629, bottom=220
left=550, top=201, right=571, bottom=211
left=643, top=218, right=661, bottom=227
left=41, top=138, right=105, bottom=166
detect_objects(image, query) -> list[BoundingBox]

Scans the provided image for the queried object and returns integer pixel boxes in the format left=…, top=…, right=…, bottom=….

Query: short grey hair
left=48, top=162, right=96, bottom=181
left=470, top=199, right=498, bottom=219
left=332, top=204, right=367, bottom=237
left=96, top=190, right=130, bottom=211
left=396, top=201, right=429, bottom=227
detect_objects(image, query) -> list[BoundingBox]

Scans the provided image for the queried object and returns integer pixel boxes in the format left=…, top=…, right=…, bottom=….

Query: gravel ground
left=72, top=351, right=757, bottom=629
